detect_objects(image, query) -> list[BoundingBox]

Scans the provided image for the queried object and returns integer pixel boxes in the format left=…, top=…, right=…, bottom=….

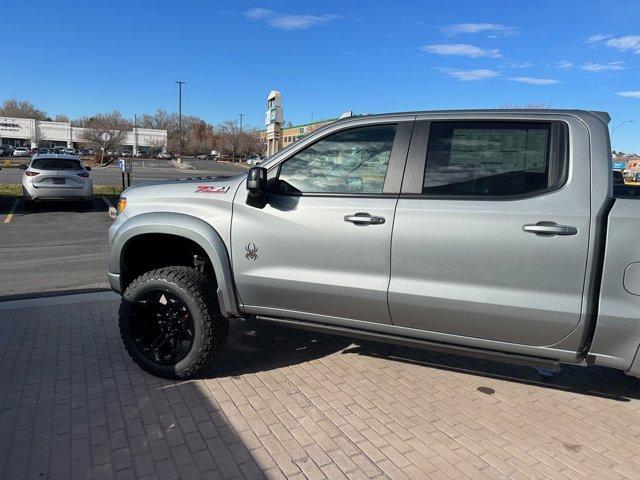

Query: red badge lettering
left=195, top=185, right=229, bottom=194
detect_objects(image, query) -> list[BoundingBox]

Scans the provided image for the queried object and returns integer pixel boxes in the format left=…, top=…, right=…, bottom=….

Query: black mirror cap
left=85, top=166, right=92, bottom=171
left=18, top=164, right=27, bottom=170
left=246, top=167, right=267, bottom=195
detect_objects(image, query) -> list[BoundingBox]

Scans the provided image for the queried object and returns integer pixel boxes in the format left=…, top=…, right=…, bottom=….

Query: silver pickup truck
left=108, top=109, right=640, bottom=380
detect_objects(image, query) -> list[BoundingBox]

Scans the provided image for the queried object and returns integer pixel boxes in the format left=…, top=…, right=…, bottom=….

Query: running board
left=256, top=315, right=562, bottom=372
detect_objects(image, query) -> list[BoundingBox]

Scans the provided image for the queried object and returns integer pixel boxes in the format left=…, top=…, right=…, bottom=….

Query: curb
left=172, top=160, right=195, bottom=170
left=0, top=288, right=118, bottom=309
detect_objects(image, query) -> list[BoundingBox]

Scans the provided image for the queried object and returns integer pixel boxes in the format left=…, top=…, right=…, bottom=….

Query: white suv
left=21, top=154, right=93, bottom=207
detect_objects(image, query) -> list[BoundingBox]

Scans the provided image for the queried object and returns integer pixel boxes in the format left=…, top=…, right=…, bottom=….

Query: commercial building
left=260, top=90, right=338, bottom=154
left=0, top=116, right=168, bottom=154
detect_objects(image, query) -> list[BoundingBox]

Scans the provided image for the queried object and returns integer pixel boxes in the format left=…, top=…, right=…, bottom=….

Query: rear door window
left=422, top=122, right=565, bottom=197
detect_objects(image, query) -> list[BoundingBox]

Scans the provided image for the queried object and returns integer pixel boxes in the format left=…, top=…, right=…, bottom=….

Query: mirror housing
left=85, top=166, right=92, bottom=171
left=18, top=164, right=27, bottom=170
left=247, top=167, right=267, bottom=196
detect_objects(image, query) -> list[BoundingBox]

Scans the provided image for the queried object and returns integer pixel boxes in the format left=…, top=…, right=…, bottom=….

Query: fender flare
left=109, top=212, right=239, bottom=317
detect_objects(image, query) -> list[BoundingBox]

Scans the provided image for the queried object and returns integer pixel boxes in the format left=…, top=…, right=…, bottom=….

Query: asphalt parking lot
left=0, top=159, right=248, bottom=298
left=2, top=292, right=640, bottom=479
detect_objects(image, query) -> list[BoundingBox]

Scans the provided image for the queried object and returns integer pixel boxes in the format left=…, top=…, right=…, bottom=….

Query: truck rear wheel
left=119, top=266, right=228, bottom=379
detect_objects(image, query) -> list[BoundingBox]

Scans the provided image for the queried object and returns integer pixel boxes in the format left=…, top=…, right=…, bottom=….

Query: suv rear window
left=422, top=121, right=566, bottom=197
left=31, top=159, right=82, bottom=170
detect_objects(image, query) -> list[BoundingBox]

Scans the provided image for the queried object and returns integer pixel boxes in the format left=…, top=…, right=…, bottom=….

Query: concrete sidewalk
left=2, top=293, right=640, bottom=479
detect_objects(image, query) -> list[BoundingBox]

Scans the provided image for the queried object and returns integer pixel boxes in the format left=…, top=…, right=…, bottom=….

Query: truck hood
left=122, top=173, right=246, bottom=203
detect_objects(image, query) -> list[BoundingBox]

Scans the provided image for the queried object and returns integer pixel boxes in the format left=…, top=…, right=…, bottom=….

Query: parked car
left=12, top=147, right=30, bottom=157
left=196, top=154, right=208, bottom=160
left=121, top=150, right=133, bottom=157
left=0, top=145, right=13, bottom=156
left=109, top=109, right=640, bottom=380
left=20, top=154, right=93, bottom=207
left=157, top=152, right=172, bottom=159
left=78, top=148, right=93, bottom=156
left=36, top=148, right=51, bottom=155
left=246, top=156, right=263, bottom=166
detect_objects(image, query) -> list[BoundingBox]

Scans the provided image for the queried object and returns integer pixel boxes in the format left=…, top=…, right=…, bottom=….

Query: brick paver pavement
left=2, top=293, right=640, bottom=479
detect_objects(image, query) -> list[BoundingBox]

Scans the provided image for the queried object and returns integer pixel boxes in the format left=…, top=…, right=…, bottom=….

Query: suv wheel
left=119, top=266, right=228, bottom=379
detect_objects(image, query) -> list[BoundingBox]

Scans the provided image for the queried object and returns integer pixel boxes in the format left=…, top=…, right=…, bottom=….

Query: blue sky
left=2, top=0, right=640, bottom=151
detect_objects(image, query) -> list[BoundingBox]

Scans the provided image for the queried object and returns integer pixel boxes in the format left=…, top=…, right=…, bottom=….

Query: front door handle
left=344, top=213, right=386, bottom=225
left=523, top=222, right=578, bottom=236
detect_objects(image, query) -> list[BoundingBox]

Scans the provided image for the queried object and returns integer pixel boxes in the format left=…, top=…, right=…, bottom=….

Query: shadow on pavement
left=341, top=341, right=640, bottom=402
left=200, top=317, right=351, bottom=379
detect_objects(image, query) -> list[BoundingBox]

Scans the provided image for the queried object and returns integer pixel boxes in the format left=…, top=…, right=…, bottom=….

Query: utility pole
left=133, top=114, right=137, bottom=157
left=238, top=113, right=244, bottom=132
left=612, top=119, right=634, bottom=132
left=175, top=81, right=185, bottom=163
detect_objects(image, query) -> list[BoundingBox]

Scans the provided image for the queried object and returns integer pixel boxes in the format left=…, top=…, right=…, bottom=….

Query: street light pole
left=175, top=81, right=185, bottom=163
left=612, top=119, right=634, bottom=131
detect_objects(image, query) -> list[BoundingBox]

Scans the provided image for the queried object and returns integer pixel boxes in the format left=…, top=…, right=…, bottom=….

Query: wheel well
left=120, top=233, right=215, bottom=291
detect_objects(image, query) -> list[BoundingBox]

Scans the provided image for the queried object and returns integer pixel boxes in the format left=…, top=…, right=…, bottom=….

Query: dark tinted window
left=32, top=158, right=83, bottom=170
left=277, top=126, right=396, bottom=194
left=423, top=122, right=556, bottom=196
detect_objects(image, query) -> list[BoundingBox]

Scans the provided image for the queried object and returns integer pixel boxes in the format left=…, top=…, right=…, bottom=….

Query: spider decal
left=245, top=242, right=258, bottom=261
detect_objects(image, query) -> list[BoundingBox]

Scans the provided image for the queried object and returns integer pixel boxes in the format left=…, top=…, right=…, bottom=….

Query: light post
left=612, top=120, right=634, bottom=132
left=175, top=81, right=185, bottom=163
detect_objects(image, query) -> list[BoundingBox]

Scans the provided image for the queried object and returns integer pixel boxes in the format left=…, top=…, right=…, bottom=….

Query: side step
left=256, top=315, right=562, bottom=372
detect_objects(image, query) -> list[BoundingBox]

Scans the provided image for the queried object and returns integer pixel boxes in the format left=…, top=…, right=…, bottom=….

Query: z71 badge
left=195, top=185, right=229, bottom=194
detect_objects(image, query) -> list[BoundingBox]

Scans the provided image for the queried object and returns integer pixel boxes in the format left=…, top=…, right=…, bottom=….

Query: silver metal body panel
left=590, top=199, right=640, bottom=373
left=107, top=176, right=245, bottom=317
left=232, top=192, right=397, bottom=324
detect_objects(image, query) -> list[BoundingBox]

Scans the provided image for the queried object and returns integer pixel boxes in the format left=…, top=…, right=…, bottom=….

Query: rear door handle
left=523, top=222, right=578, bottom=236
left=344, top=213, right=385, bottom=225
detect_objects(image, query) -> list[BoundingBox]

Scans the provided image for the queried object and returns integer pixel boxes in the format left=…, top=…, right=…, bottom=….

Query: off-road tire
left=119, top=266, right=228, bottom=379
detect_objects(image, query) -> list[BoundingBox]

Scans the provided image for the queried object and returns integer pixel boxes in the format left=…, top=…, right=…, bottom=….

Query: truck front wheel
left=119, top=266, right=228, bottom=379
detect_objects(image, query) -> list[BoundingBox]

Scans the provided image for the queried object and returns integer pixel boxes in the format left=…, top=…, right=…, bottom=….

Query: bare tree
left=53, top=114, right=70, bottom=123
left=0, top=99, right=48, bottom=120
left=77, top=111, right=131, bottom=163
left=218, top=120, right=244, bottom=160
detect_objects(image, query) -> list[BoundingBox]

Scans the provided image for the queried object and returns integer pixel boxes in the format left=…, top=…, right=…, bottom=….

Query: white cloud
left=509, top=77, right=559, bottom=85
left=442, top=23, right=518, bottom=37
left=588, top=33, right=640, bottom=53
left=551, top=60, right=573, bottom=69
left=438, top=68, right=500, bottom=81
left=587, top=33, right=613, bottom=44
left=244, top=8, right=341, bottom=30
left=617, top=91, right=640, bottom=98
left=582, top=61, right=625, bottom=72
left=421, top=43, right=501, bottom=58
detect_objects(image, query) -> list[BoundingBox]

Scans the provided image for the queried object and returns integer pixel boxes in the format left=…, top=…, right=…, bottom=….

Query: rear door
left=389, top=117, right=591, bottom=346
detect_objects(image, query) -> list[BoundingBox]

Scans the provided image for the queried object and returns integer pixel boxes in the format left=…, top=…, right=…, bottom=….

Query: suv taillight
left=25, top=171, right=39, bottom=176
left=77, top=172, right=89, bottom=177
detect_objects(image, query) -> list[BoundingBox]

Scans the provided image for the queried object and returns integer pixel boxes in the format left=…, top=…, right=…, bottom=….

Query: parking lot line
left=3, top=198, right=19, bottom=224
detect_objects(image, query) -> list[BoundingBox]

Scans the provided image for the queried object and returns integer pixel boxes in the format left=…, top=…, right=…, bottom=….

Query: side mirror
left=18, top=164, right=27, bottom=170
left=246, top=167, right=267, bottom=196
left=85, top=166, right=92, bottom=171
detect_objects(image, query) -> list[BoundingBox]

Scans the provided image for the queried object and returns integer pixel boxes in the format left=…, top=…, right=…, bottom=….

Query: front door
left=232, top=122, right=411, bottom=325
left=389, top=119, right=592, bottom=346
